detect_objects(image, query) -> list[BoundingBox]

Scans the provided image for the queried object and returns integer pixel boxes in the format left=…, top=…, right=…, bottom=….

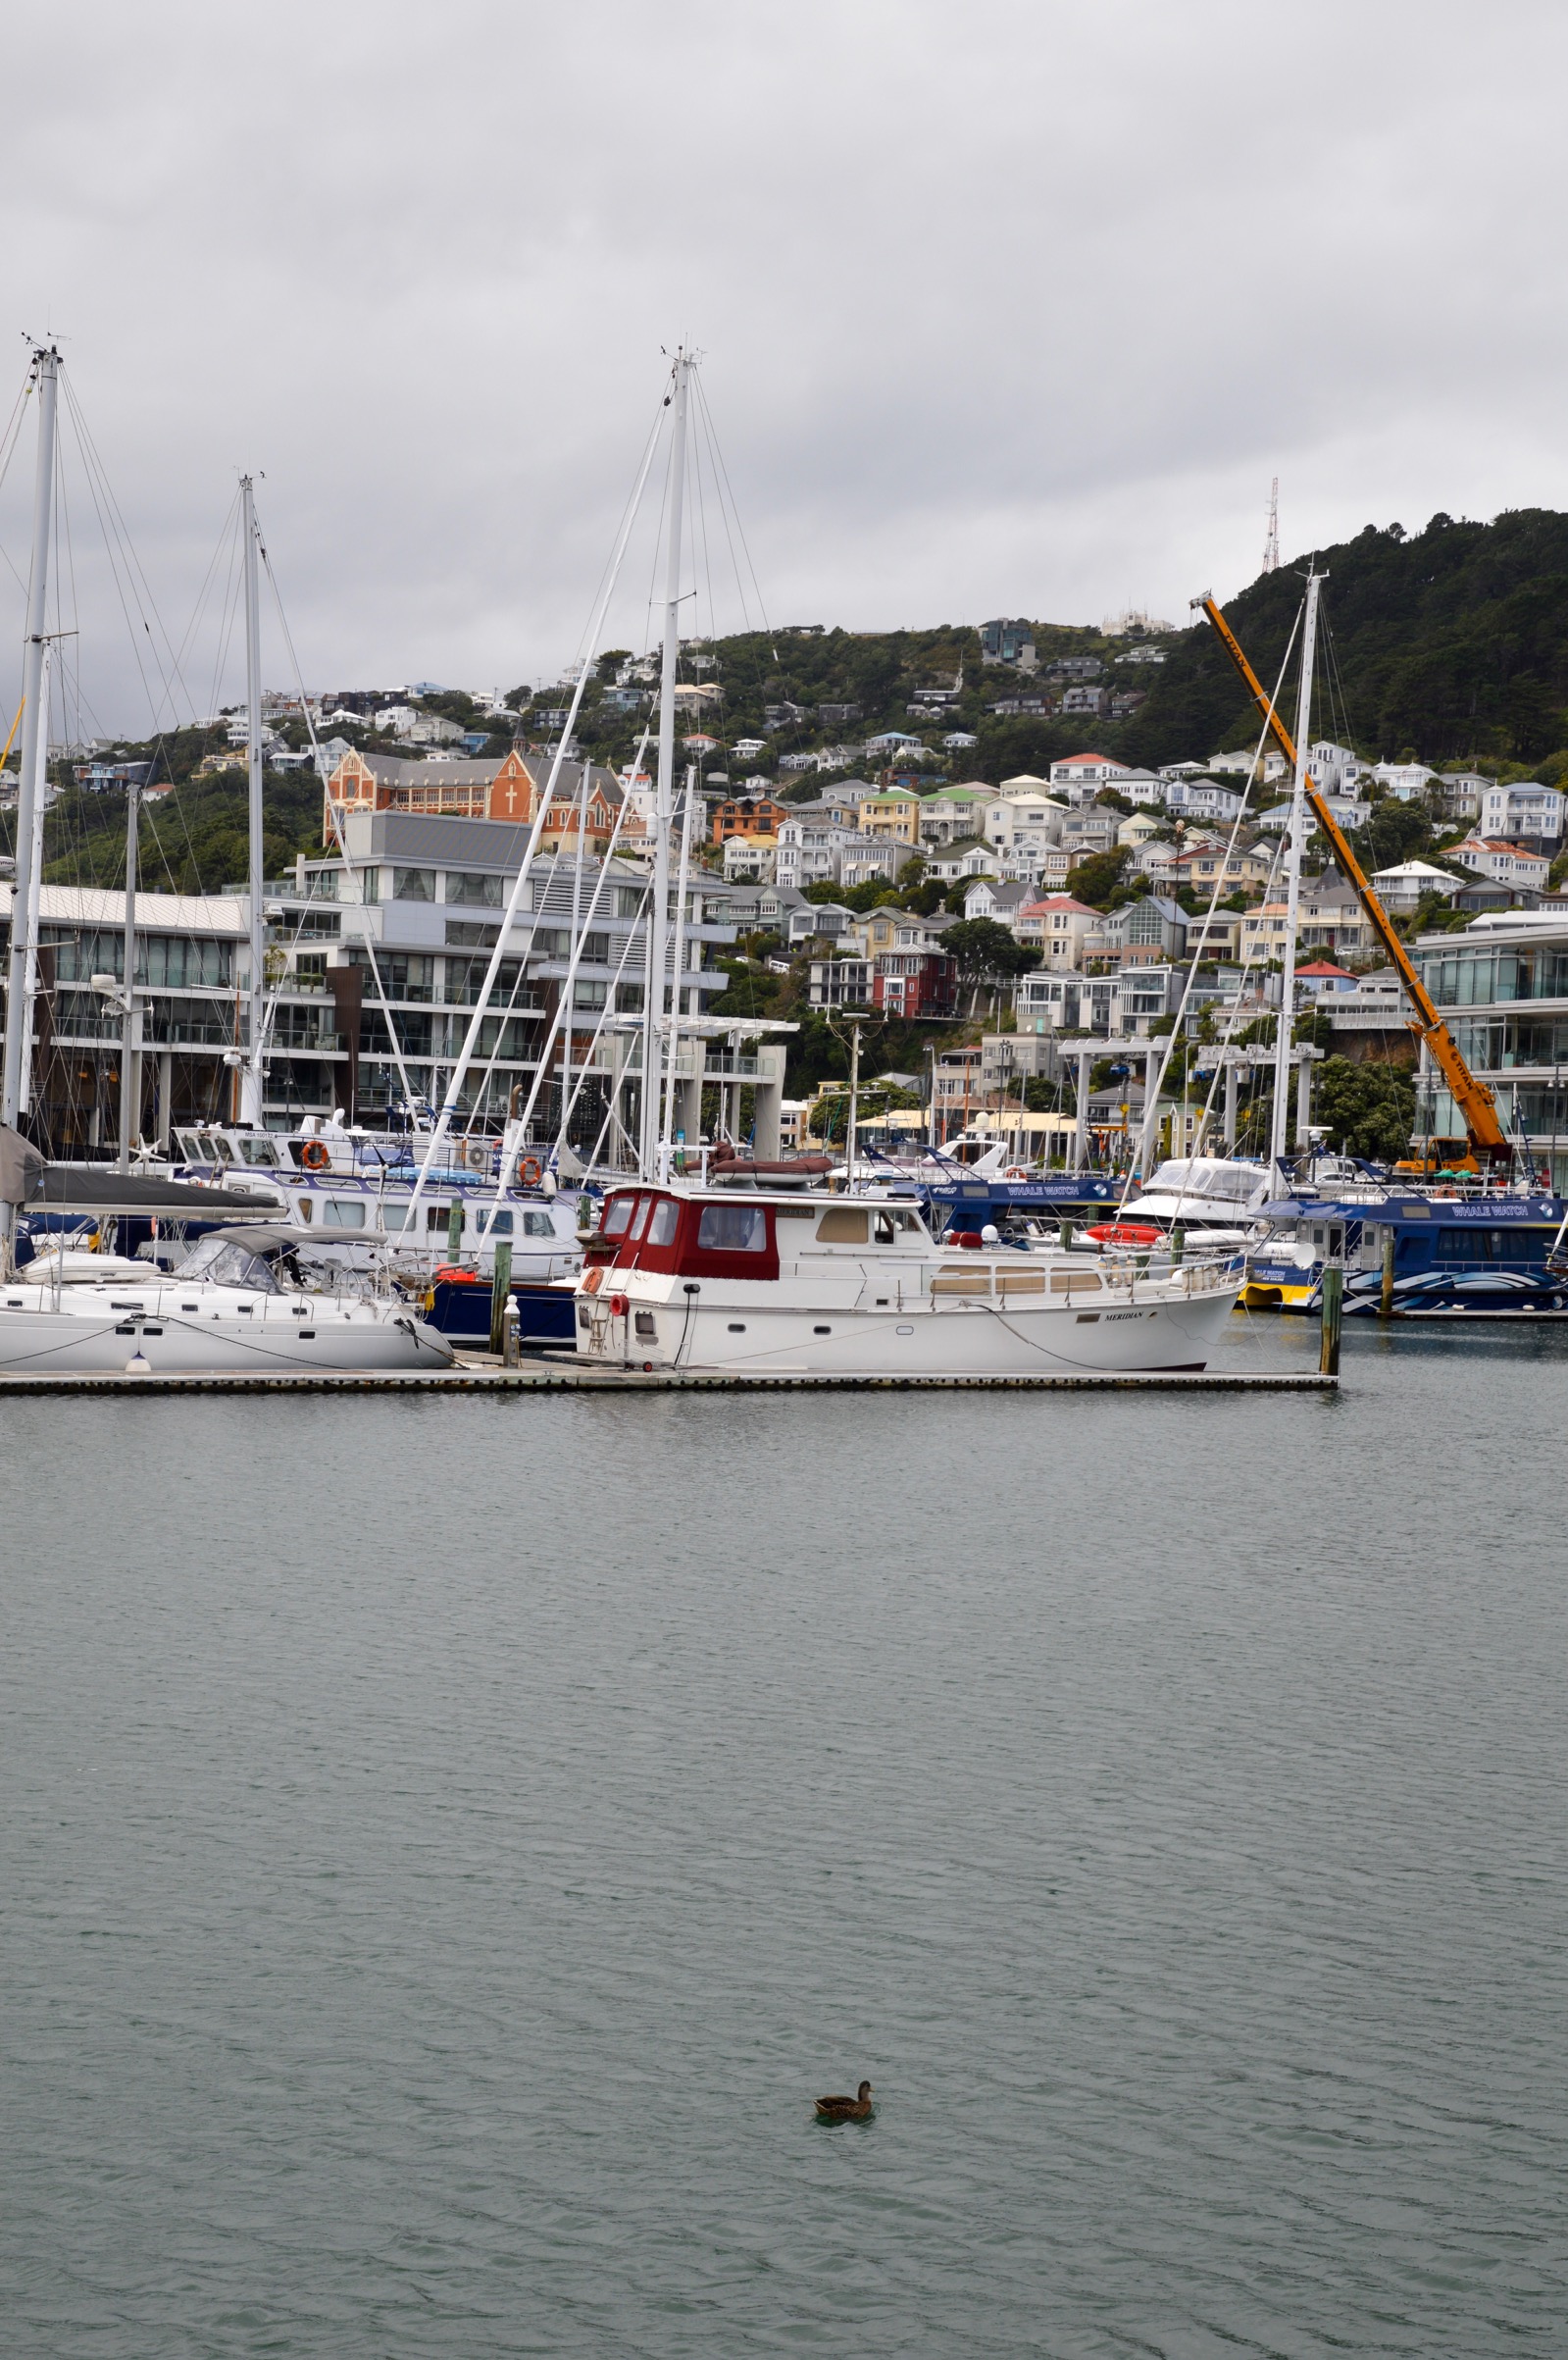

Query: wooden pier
left=0, top=1355, right=1339, bottom=1397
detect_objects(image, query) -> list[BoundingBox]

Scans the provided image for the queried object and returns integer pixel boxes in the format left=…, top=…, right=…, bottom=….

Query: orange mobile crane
left=1195, top=592, right=1511, bottom=1169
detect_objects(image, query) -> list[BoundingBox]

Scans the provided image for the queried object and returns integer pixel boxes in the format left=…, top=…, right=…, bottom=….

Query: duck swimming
left=815, top=2079, right=874, bottom=2123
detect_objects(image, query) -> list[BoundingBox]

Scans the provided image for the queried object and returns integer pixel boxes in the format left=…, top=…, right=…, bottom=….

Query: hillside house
left=1478, top=784, right=1564, bottom=844
left=1015, top=894, right=1098, bottom=968
left=1449, top=838, right=1551, bottom=889
left=324, top=747, right=633, bottom=850
left=711, top=793, right=787, bottom=846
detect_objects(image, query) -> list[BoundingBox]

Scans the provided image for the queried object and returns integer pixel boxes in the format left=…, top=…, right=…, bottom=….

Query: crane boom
left=1195, top=593, right=1510, bottom=1160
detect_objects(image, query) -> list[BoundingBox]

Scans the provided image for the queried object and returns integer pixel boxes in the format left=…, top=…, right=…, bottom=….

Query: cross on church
left=495, top=774, right=524, bottom=817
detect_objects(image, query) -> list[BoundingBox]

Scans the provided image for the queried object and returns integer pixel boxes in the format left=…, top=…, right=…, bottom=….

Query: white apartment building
left=1450, top=837, right=1552, bottom=888
left=1479, top=782, right=1564, bottom=843
left=773, top=817, right=856, bottom=891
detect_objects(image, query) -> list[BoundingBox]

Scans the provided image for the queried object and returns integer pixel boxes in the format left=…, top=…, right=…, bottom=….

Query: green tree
left=1064, top=845, right=1131, bottom=908
left=1315, top=1055, right=1417, bottom=1160
left=941, top=917, right=1039, bottom=1013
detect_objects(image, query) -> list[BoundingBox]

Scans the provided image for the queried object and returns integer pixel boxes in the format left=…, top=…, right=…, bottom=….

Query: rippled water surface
left=4, top=1320, right=1566, bottom=2356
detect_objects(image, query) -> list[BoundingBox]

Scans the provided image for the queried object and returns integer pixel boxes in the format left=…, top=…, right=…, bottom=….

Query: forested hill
left=630, top=508, right=1568, bottom=787
left=12, top=507, right=1568, bottom=902
left=1116, top=508, right=1568, bottom=779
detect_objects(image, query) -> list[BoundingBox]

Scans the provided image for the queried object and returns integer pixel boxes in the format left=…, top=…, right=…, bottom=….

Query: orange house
left=711, top=794, right=787, bottom=846
left=325, top=748, right=635, bottom=852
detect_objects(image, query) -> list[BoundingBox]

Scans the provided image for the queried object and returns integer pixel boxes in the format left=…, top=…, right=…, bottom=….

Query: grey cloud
left=0, top=0, right=1564, bottom=727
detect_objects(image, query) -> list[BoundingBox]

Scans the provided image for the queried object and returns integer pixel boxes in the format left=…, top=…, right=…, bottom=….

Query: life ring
left=300, top=1139, right=330, bottom=1171
left=517, top=1154, right=544, bottom=1189
left=1085, top=1220, right=1164, bottom=1248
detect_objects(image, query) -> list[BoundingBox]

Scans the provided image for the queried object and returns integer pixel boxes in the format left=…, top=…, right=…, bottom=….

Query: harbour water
left=4, top=1320, right=1565, bottom=2355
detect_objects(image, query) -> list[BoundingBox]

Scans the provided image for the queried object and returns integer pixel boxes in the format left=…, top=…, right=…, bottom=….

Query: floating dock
left=0, top=1355, right=1338, bottom=1396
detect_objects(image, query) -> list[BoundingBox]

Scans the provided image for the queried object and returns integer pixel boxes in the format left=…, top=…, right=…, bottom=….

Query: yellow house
left=860, top=788, right=923, bottom=845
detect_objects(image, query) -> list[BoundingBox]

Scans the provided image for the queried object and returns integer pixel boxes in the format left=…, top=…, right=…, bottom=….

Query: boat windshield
left=1144, top=1158, right=1263, bottom=1205
left=176, top=1235, right=284, bottom=1295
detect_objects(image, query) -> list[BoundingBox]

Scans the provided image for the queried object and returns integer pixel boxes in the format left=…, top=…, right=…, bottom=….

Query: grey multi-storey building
left=2, top=809, right=739, bottom=1154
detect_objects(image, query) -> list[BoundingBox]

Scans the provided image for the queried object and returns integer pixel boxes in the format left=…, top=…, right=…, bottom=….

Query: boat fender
left=125, top=1351, right=152, bottom=1375
left=609, top=1293, right=630, bottom=1317
left=518, top=1154, right=544, bottom=1189
left=951, top=1231, right=985, bottom=1251
left=300, top=1139, right=330, bottom=1171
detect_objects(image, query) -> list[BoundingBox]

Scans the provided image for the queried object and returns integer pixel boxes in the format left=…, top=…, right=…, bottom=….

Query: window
left=601, top=1197, right=634, bottom=1237
left=394, top=868, right=435, bottom=901
left=647, top=1200, right=679, bottom=1246
left=628, top=1197, right=652, bottom=1241
left=697, top=1204, right=768, bottom=1253
left=475, top=1208, right=513, bottom=1236
left=446, top=871, right=505, bottom=907
left=324, top=1200, right=367, bottom=1229
left=522, top=1209, right=556, bottom=1238
left=817, top=1206, right=868, bottom=1244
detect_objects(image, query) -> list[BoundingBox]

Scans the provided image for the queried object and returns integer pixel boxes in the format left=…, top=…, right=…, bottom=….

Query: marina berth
left=574, top=1181, right=1240, bottom=1376
left=0, top=1228, right=454, bottom=1375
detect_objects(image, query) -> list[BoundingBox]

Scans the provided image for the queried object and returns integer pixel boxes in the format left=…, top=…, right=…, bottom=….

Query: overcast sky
left=3, top=0, right=1565, bottom=734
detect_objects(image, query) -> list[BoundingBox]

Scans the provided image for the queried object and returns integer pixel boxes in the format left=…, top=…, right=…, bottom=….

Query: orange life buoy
left=1085, top=1220, right=1163, bottom=1248
left=518, top=1154, right=544, bottom=1189
left=300, top=1139, right=330, bottom=1171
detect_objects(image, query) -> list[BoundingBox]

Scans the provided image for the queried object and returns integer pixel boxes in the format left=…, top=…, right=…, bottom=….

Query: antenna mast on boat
left=1, top=347, right=60, bottom=1202
left=641, top=347, right=691, bottom=1180
left=1270, top=568, right=1323, bottom=1181
left=239, top=475, right=266, bottom=1129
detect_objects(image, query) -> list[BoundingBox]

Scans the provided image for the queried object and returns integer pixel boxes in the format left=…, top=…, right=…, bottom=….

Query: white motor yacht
left=0, top=1230, right=454, bottom=1375
left=573, top=1178, right=1240, bottom=1376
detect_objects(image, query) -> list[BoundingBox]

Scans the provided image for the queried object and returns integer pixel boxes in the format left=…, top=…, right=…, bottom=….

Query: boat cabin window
left=817, top=1206, right=868, bottom=1244
left=177, top=1236, right=283, bottom=1295
left=324, top=1200, right=366, bottom=1229
left=628, top=1197, right=653, bottom=1242
left=426, top=1204, right=464, bottom=1232
left=522, top=1209, right=556, bottom=1238
left=474, top=1209, right=513, bottom=1237
left=601, top=1197, right=634, bottom=1238
left=295, top=1197, right=315, bottom=1223
left=696, top=1204, right=768, bottom=1253
left=646, top=1201, right=679, bottom=1247
left=234, top=1137, right=283, bottom=1167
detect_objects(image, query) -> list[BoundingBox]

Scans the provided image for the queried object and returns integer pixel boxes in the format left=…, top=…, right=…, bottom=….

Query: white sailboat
left=0, top=376, right=452, bottom=1372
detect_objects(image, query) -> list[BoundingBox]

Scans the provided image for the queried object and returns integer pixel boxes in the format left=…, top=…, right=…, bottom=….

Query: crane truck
left=1195, top=592, right=1512, bottom=1172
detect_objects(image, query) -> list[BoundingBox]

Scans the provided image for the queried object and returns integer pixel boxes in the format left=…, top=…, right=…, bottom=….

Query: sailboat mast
left=641, top=348, right=690, bottom=1178
left=1271, top=568, right=1322, bottom=1176
left=240, top=475, right=266, bottom=1129
left=18, top=640, right=53, bottom=1120
left=1, top=345, right=60, bottom=1149
left=661, top=762, right=698, bottom=1151
left=118, top=778, right=139, bottom=1171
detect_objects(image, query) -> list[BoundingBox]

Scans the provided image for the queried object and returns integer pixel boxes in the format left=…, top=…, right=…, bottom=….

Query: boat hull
left=575, top=1286, right=1239, bottom=1376
left=0, top=1302, right=455, bottom=1374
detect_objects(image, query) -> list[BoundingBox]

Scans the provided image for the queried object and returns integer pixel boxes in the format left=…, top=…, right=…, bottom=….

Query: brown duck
left=815, top=2079, right=874, bottom=2123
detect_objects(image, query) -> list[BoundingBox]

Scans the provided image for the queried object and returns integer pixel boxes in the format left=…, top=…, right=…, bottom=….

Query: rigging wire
left=1114, top=603, right=1304, bottom=1209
